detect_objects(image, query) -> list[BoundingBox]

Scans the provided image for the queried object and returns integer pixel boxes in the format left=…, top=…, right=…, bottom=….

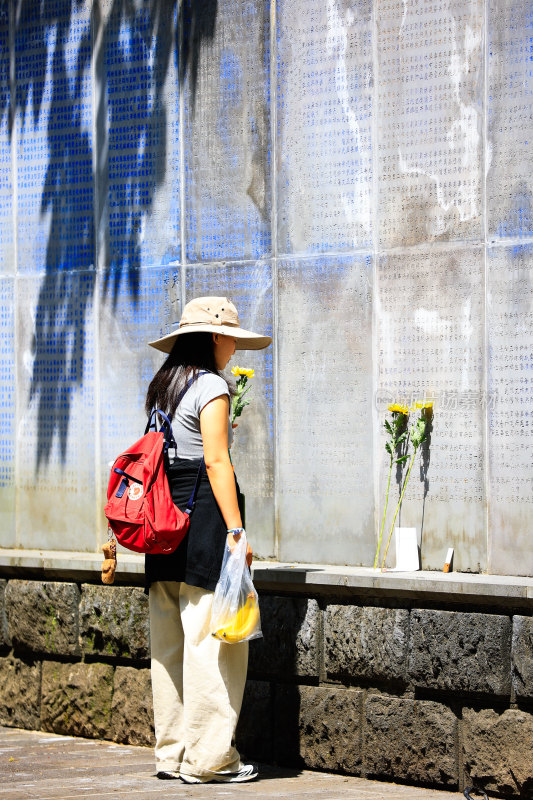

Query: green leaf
left=410, top=417, right=427, bottom=449
left=384, top=419, right=393, bottom=434
left=385, top=442, right=392, bottom=454
left=395, top=454, right=409, bottom=464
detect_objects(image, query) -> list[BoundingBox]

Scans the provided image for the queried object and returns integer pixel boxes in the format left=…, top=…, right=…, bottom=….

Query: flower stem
left=374, top=458, right=392, bottom=568
left=381, top=446, right=417, bottom=571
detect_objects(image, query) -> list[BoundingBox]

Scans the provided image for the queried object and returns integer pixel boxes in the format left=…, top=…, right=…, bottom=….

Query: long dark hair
left=145, top=332, right=229, bottom=419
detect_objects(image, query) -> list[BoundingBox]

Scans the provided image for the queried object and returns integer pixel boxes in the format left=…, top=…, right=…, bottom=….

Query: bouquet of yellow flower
left=374, top=404, right=410, bottom=567
left=376, top=400, right=434, bottom=570
left=230, top=366, right=255, bottom=425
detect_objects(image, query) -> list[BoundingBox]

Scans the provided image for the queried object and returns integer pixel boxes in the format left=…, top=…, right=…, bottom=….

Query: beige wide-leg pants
left=149, top=580, right=248, bottom=779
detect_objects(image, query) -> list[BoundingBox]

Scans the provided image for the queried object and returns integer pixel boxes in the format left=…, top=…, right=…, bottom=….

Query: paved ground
left=1, top=726, right=465, bottom=800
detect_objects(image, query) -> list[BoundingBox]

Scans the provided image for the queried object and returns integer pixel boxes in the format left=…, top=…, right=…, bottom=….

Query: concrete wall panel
left=98, top=0, right=180, bottom=273
left=0, top=277, right=15, bottom=546
left=487, top=245, right=533, bottom=576
left=377, top=247, right=486, bottom=572
left=184, top=261, right=274, bottom=557
left=488, top=0, right=533, bottom=239
left=276, top=0, right=373, bottom=254
left=183, top=0, right=271, bottom=262
left=277, top=255, right=374, bottom=565
left=98, top=265, right=177, bottom=548
left=15, top=271, right=97, bottom=551
left=0, top=7, right=13, bottom=276
left=377, top=0, right=483, bottom=248
left=1, top=0, right=533, bottom=576
left=15, top=0, right=94, bottom=274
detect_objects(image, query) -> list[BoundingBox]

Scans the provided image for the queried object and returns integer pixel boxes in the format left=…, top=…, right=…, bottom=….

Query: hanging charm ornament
left=101, top=529, right=117, bottom=585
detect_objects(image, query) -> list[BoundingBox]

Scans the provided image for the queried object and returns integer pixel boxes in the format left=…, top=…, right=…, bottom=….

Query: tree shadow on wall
left=5, top=0, right=216, bottom=470
left=179, top=0, right=218, bottom=115
left=18, top=0, right=94, bottom=469
left=98, top=0, right=176, bottom=308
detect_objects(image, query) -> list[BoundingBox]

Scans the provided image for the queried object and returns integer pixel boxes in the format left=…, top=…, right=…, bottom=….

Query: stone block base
left=111, top=666, right=154, bottom=747
left=463, top=708, right=533, bottom=797
left=274, top=684, right=363, bottom=773
left=41, top=661, right=114, bottom=738
left=365, top=695, right=458, bottom=786
left=0, top=657, right=41, bottom=729
left=0, top=575, right=532, bottom=798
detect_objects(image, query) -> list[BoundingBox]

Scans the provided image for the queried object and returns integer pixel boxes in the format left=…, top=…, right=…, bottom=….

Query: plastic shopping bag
left=210, top=531, right=262, bottom=643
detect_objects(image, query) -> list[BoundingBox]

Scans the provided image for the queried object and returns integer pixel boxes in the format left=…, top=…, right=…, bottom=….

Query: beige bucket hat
left=148, top=296, right=272, bottom=354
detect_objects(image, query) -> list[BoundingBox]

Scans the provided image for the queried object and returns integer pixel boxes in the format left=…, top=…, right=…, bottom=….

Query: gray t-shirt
left=168, top=372, right=233, bottom=461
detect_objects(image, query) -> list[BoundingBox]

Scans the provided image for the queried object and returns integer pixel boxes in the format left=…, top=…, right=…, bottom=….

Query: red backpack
left=104, top=379, right=204, bottom=554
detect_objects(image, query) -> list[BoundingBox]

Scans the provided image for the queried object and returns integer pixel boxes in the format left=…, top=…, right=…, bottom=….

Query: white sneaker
left=213, top=764, right=258, bottom=783
left=180, top=764, right=258, bottom=784
left=156, top=770, right=179, bottom=780
left=179, top=774, right=208, bottom=784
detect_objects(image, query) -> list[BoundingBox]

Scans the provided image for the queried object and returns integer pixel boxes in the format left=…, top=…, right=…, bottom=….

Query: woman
left=144, top=296, right=271, bottom=785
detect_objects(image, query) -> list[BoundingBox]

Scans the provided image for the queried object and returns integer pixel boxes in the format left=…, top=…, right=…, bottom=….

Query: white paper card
left=393, top=527, right=420, bottom=571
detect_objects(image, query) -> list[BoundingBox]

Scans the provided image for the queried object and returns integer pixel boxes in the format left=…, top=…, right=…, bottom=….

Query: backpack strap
left=144, top=370, right=210, bottom=450
left=184, top=459, right=205, bottom=515
left=145, top=370, right=209, bottom=516
left=145, top=408, right=176, bottom=452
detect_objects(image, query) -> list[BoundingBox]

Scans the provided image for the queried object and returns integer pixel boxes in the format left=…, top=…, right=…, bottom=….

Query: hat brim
left=148, top=324, right=272, bottom=354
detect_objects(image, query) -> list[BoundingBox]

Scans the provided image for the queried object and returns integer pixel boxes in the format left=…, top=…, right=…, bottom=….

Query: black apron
left=145, top=457, right=243, bottom=593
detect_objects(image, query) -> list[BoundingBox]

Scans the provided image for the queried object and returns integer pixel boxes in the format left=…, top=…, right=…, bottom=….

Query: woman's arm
left=200, top=395, right=242, bottom=529
left=200, top=395, right=253, bottom=565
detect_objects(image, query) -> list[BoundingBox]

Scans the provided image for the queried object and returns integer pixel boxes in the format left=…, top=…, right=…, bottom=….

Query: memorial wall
left=0, top=0, right=532, bottom=576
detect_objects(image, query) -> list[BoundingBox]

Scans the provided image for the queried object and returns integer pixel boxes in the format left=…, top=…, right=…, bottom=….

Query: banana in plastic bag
left=210, top=531, right=262, bottom=643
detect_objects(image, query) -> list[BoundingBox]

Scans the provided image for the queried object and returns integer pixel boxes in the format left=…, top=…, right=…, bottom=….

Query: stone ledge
left=252, top=564, right=533, bottom=606
left=0, top=549, right=145, bottom=586
left=1, top=550, right=533, bottom=605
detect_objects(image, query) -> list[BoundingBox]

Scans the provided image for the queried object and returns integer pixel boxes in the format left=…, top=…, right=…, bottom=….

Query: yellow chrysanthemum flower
left=388, top=403, right=409, bottom=415
left=414, top=400, right=434, bottom=411
left=231, top=366, right=255, bottom=379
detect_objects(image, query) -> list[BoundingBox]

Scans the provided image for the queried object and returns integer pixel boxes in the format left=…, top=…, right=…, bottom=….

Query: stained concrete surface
left=0, top=726, right=465, bottom=800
